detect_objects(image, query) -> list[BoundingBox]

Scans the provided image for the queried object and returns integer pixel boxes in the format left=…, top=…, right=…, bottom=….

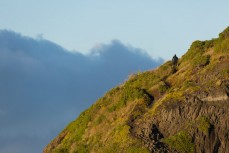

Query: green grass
left=162, top=131, right=195, bottom=153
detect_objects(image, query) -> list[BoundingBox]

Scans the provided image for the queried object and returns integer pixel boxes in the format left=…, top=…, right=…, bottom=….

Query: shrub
left=197, top=116, right=211, bottom=135
left=75, top=144, right=89, bottom=153
left=220, top=69, right=229, bottom=77
left=158, top=82, right=169, bottom=94
left=219, top=26, right=229, bottom=40
left=184, top=80, right=195, bottom=88
left=53, top=147, right=69, bottom=153
left=117, top=87, right=151, bottom=108
left=214, top=26, right=229, bottom=52
left=204, top=39, right=215, bottom=49
left=108, top=105, right=117, bottom=112
left=130, top=103, right=147, bottom=120
left=95, top=114, right=106, bottom=125
left=163, top=91, right=184, bottom=103
left=107, top=86, right=120, bottom=96
left=63, top=109, right=92, bottom=148
left=124, top=71, right=160, bottom=90
left=156, top=61, right=174, bottom=79
left=126, top=146, right=149, bottom=153
left=182, top=39, right=215, bottom=62
left=113, top=125, right=130, bottom=143
left=182, top=40, right=205, bottom=61
left=214, top=38, right=229, bottom=52
left=192, top=55, right=210, bottom=68
left=162, top=131, right=195, bottom=153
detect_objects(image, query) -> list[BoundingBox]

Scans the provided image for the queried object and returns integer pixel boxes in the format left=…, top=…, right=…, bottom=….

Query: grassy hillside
left=44, top=27, right=229, bottom=153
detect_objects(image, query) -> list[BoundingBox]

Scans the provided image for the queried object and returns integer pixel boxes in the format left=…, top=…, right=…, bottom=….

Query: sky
left=1, top=0, right=229, bottom=60
left=0, top=1, right=229, bottom=153
left=0, top=30, right=162, bottom=153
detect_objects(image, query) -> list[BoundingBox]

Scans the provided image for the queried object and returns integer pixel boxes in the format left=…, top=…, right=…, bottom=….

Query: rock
left=130, top=86, right=229, bottom=153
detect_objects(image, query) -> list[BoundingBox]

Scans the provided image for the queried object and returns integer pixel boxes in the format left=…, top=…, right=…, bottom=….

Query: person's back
left=172, top=54, right=178, bottom=66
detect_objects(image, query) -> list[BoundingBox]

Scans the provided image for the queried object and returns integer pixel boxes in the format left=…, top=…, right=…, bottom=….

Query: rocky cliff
left=131, top=86, right=229, bottom=153
left=44, top=27, right=229, bottom=153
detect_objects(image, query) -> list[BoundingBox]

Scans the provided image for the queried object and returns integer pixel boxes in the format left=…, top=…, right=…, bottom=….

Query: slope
left=44, top=27, right=229, bottom=153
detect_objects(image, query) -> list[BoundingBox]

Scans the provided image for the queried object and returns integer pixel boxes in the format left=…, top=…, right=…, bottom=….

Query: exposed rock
left=130, top=86, right=229, bottom=153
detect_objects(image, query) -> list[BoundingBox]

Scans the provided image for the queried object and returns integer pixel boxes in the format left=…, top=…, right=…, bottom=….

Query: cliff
left=44, top=27, right=229, bottom=153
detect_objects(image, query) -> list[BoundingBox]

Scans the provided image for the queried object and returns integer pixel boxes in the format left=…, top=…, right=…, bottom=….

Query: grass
left=126, top=146, right=149, bottom=153
left=45, top=26, right=229, bottom=153
left=162, top=131, right=195, bottom=153
left=214, top=26, right=229, bottom=53
left=95, top=114, right=106, bottom=125
left=125, top=71, right=161, bottom=90
left=158, top=81, right=169, bottom=94
left=192, top=54, right=210, bottom=68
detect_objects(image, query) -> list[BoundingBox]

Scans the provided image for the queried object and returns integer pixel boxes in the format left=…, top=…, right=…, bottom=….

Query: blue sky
left=1, top=0, right=229, bottom=60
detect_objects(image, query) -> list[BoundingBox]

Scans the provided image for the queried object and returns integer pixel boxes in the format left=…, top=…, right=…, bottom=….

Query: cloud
left=0, top=30, right=163, bottom=153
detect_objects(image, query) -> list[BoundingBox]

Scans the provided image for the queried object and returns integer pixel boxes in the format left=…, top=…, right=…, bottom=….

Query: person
left=172, top=54, right=178, bottom=66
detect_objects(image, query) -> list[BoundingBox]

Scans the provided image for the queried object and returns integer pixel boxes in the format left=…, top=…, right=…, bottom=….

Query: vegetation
left=192, top=54, right=210, bottom=67
left=120, top=87, right=151, bottom=107
left=196, top=116, right=211, bottom=135
left=44, top=26, right=229, bottom=153
left=125, top=71, right=160, bottom=90
left=158, top=81, right=169, bottom=94
left=214, top=38, right=229, bottom=52
left=214, top=26, right=229, bottom=53
left=182, top=40, right=208, bottom=62
left=162, top=131, right=195, bottom=153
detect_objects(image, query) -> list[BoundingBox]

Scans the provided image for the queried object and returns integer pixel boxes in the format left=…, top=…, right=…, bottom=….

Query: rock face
left=131, top=86, right=229, bottom=152
left=44, top=27, right=229, bottom=153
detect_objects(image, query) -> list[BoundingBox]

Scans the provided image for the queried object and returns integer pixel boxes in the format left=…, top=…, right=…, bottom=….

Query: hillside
left=44, top=27, right=229, bottom=153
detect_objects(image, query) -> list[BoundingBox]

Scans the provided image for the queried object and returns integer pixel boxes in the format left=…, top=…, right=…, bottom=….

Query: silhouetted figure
left=172, top=54, right=178, bottom=66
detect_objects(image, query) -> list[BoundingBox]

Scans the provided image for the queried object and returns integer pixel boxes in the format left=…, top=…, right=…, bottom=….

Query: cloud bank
left=0, top=30, right=163, bottom=153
